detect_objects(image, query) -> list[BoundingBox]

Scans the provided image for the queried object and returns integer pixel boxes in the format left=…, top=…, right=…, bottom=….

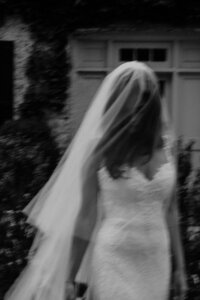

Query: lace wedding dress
left=85, top=141, right=176, bottom=300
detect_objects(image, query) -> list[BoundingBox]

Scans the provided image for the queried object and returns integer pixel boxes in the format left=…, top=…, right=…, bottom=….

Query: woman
left=5, top=62, right=187, bottom=300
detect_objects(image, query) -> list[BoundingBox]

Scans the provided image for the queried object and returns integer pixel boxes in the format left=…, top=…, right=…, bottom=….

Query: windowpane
left=152, top=49, right=167, bottom=62
left=0, top=41, right=13, bottom=126
left=137, top=49, right=149, bottom=61
left=119, top=47, right=167, bottom=63
left=119, top=49, right=134, bottom=61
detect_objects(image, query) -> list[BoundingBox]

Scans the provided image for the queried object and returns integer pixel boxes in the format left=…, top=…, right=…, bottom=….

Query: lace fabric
left=85, top=140, right=176, bottom=300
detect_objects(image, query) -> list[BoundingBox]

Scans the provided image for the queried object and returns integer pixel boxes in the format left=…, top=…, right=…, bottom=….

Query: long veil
left=4, top=61, right=170, bottom=300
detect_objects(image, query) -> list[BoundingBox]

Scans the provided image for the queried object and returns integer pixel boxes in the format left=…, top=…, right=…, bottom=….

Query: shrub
left=19, top=43, right=70, bottom=118
left=0, top=118, right=60, bottom=299
left=177, top=139, right=200, bottom=299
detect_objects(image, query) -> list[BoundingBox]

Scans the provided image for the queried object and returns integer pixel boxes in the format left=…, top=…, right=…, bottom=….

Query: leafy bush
left=0, top=118, right=60, bottom=299
left=2, top=0, right=200, bottom=28
left=0, top=118, right=60, bottom=210
left=177, top=139, right=200, bottom=300
left=19, top=43, right=70, bottom=118
left=1, top=133, right=200, bottom=300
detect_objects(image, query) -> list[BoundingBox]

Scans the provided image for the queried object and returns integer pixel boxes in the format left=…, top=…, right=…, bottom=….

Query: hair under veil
left=4, top=61, right=173, bottom=300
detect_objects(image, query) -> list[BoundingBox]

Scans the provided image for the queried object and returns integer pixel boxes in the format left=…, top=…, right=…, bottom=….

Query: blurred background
left=0, top=1, right=200, bottom=299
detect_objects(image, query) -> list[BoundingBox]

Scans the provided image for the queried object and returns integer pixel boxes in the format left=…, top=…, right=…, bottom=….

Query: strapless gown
left=85, top=148, right=176, bottom=300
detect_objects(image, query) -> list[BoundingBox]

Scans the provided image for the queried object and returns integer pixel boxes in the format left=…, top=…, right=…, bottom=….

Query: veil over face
left=5, top=61, right=173, bottom=300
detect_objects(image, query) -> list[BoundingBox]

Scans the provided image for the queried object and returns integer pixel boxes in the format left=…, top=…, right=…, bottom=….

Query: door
left=0, top=41, right=13, bottom=126
left=177, top=74, right=200, bottom=164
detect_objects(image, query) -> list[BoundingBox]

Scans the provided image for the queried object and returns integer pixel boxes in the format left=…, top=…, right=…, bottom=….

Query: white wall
left=69, top=30, right=200, bottom=159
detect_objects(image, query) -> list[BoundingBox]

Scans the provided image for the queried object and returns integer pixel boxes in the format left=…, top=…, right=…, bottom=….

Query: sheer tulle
left=4, top=61, right=172, bottom=300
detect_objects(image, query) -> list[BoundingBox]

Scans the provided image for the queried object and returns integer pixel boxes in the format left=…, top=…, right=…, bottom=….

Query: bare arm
left=166, top=187, right=186, bottom=271
left=166, top=186, right=188, bottom=299
left=66, top=154, right=100, bottom=283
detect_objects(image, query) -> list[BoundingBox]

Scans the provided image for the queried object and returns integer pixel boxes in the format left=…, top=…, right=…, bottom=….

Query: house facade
left=69, top=26, right=200, bottom=162
left=1, top=19, right=200, bottom=157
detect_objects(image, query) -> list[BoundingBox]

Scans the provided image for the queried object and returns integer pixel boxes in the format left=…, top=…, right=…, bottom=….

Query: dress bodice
left=90, top=139, right=175, bottom=300
left=97, top=136, right=176, bottom=229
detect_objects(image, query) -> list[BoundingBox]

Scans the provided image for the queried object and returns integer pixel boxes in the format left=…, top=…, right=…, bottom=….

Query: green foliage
left=19, top=43, right=70, bottom=118
left=0, top=5, right=70, bottom=297
left=0, top=118, right=59, bottom=210
left=0, top=210, right=35, bottom=300
left=0, top=118, right=60, bottom=299
left=177, top=139, right=200, bottom=299
left=0, top=3, right=71, bottom=300
left=1, top=0, right=200, bottom=30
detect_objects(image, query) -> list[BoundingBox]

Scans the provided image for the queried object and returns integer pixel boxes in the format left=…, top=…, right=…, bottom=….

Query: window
left=152, top=49, right=166, bottom=62
left=119, top=49, right=134, bottom=61
left=137, top=49, right=149, bottom=61
left=119, top=47, right=167, bottom=62
left=0, top=41, right=13, bottom=126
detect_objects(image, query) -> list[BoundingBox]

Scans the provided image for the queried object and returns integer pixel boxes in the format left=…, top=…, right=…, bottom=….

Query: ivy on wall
left=0, top=3, right=71, bottom=299
left=19, top=42, right=70, bottom=118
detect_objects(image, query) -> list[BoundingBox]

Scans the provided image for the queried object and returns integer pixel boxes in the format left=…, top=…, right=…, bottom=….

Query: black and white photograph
left=0, top=1, right=200, bottom=300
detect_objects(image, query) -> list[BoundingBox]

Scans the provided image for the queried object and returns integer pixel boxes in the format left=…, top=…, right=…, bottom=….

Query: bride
left=5, top=61, right=187, bottom=300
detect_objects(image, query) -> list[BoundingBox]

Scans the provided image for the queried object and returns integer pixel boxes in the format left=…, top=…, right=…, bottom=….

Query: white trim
left=69, top=31, right=200, bottom=136
left=74, top=67, right=200, bottom=73
left=71, top=32, right=200, bottom=42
